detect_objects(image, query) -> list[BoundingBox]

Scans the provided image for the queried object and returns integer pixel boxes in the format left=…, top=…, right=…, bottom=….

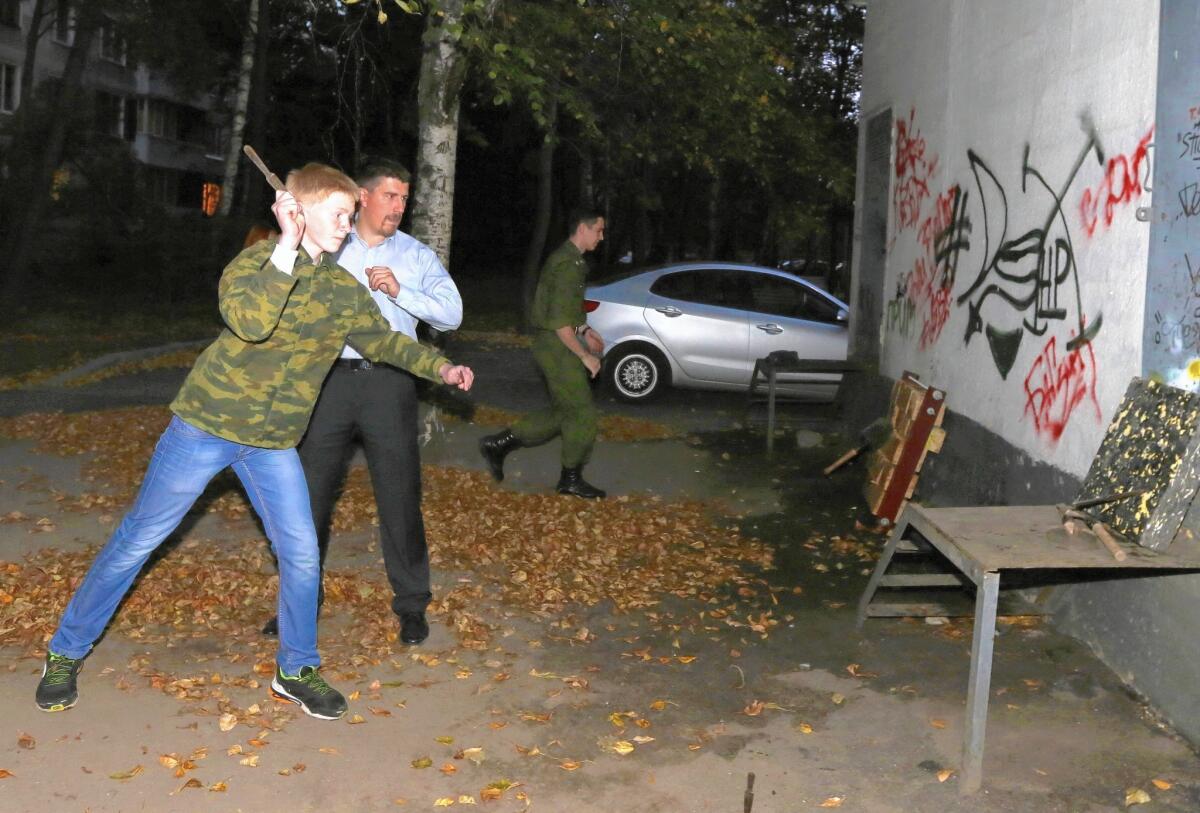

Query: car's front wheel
left=607, top=345, right=668, bottom=402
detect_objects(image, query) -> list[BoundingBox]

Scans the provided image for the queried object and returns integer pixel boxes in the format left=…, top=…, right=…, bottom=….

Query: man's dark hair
left=567, top=206, right=604, bottom=234
left=356, top=158, right=411, bottom=189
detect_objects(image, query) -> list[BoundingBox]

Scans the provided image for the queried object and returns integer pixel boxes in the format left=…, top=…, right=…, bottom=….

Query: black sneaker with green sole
left=270, top=665, right=347, bottom=720
left=36, top=652, right=82, bottom=712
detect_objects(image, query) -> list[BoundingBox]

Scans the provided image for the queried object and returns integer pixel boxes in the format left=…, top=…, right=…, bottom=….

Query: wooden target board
left=1077, top=378, right=1200, bottom=551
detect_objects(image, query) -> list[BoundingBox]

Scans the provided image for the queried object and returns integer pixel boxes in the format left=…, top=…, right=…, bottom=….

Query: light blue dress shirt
left=333, top=225, right=463, bottom=359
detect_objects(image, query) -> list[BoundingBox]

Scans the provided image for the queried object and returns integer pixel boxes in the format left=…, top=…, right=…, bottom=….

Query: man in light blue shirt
left=262, top=158, right=462, bottom=646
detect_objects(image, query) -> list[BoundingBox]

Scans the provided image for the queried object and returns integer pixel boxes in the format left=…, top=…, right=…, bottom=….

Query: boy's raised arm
left=218, top=191, right=310, bottom=342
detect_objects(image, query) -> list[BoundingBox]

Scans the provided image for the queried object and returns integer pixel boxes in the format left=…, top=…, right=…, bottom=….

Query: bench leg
left=766, top=369, right=778, bottom=454
left=855, top=520, right=907, bottom=629
left=962, top=570, right=999, bottom=794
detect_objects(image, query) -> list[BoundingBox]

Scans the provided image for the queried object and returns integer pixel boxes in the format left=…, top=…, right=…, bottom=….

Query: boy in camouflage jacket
left=36, top=164, right=473, bottom=721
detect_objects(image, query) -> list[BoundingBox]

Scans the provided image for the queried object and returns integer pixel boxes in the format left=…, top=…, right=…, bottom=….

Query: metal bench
left=856, top=377, right=1200, bottom=793
left=747, top=352, right=861, bottom=452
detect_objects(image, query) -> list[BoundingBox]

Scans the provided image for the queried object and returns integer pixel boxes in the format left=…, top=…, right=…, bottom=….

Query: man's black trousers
left=299, top=362, right=431, bottom=615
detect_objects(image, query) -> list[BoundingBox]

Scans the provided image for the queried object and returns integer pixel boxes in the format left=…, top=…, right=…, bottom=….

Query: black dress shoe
left=400, top=611, right=429, bottom=645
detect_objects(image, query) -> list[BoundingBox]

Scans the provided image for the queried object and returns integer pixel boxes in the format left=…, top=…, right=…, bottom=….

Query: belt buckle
left=358, top=359, right=373, bottom=372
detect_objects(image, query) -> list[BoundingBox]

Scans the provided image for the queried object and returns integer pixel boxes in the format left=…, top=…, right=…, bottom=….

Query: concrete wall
left=853, top=0, right=1158, bottom=478
left=850, top=0, right=1200, bottom=745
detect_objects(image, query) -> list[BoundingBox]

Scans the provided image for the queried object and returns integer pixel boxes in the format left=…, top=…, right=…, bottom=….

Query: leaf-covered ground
left=0, top=404, right=778, bottom=678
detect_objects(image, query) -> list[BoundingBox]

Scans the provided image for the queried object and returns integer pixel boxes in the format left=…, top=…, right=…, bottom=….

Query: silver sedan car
left=585, top=262, right=849, bottom=402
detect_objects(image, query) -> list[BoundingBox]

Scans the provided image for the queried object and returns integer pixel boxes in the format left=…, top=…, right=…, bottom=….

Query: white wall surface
left=856, top=0, right=1158, bottom=477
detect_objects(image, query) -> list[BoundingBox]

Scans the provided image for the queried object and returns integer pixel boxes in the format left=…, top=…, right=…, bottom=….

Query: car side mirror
left=836, top=309, right=848, bottom=322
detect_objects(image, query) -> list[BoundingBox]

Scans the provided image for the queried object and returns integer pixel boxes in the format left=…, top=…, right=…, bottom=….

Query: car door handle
left=756, top=323, right=783, bottom=335
left=655, top=306, right=683, bottom=317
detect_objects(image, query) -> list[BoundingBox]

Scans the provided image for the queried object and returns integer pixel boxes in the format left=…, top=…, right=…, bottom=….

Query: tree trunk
left=218, top=0, right=260, bottom=217
left=3, top=0, right=48, bottom=187
left=410, top=0, right=501, bottom=268
left=0, top=9, right=99, bottom=306
left=241, top=0, right=271, bottom=216
left=706, top=170, right=721, bottom=258
left=17, top=0, right=47, bottom=112
left=521, top=95, right=558, bottom=329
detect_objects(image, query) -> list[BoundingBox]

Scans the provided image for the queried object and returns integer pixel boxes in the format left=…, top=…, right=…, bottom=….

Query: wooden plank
left=905, top=503, right=1200, bottom=570
left=873, top=383, right=945, bottom=522
left=879, top=573, right=965, bottom=587
left=926, top=426, right=946, bottom=453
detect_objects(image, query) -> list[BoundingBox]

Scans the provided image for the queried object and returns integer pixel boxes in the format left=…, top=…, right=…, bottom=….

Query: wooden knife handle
left=242, top=145, right=286, bottom=192
left=1093, top=522, right=1128, bottom=562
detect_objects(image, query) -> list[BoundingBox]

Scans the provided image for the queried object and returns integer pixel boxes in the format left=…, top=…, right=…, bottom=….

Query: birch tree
left=218, top=0, right=261, bottom=216
left=408, top=0, right=500, bottom=268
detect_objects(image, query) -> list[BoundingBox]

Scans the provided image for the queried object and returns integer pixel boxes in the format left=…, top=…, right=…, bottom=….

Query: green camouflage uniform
left=171, top=240, right=450, bottom=448
left=512, top=240, right=597, bottom=467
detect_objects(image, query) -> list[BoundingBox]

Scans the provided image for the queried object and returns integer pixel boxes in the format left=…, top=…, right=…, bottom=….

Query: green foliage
left=460, top=0, right=861, bottom=257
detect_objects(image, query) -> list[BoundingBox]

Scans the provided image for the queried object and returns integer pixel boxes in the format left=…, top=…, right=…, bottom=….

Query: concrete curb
left=42, top=339, right=210, bottom=387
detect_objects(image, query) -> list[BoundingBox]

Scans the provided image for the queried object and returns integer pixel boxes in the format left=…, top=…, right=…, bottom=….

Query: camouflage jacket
left=529, top=241, right=587, bottom=332
left=171, top=240, right=450, bottom=449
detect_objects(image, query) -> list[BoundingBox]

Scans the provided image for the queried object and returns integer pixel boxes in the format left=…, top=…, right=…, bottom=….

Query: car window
left=650, top=270, right=748, bottom=309
left=744, top=274, right=842, bottom=323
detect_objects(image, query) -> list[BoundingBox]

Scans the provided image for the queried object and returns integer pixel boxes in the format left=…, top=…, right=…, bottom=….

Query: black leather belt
left=335, top=358, right=374, bottom=371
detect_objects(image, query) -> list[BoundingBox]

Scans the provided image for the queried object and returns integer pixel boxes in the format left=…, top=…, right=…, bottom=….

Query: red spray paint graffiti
left=893, top=108, right=938, bottom=233
left=1078, top=127, right=1154, bottom=238
left=893, top=185, right=962, bottom=349
left=1022, top=334, right=1102, bottom=444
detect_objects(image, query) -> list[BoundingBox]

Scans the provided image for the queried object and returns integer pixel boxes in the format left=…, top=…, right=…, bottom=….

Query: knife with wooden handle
left=242, top=145, right=286, bottom=192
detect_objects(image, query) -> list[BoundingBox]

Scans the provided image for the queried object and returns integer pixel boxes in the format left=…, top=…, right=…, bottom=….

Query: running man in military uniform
left=479, top=208, right=607, bottom=499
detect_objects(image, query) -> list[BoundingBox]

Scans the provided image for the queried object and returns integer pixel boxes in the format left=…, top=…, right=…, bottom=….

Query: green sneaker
left=270, top=665, right=347, bottom=720
left=36, top=652, right=82, bottom=712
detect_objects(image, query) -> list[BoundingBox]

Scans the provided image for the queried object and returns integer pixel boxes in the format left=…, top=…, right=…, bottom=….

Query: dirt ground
left=0, top=341, right=1198, bottom=812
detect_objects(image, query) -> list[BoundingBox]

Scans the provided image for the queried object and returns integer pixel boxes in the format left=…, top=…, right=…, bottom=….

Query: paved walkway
left=0, top=341, right=1196, bottom=812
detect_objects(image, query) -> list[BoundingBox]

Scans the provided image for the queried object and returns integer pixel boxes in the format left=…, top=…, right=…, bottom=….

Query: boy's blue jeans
left=49, top=416, right=321, bottom=674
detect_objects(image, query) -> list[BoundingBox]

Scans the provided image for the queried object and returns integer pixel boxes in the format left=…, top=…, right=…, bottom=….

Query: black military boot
left=479, top=429, right=521, bottom=482
left=555, top=467, right=606, bottom=499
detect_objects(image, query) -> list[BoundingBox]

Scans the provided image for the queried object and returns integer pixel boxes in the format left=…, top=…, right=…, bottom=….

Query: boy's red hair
left=285, top=163, right=358, bottom=204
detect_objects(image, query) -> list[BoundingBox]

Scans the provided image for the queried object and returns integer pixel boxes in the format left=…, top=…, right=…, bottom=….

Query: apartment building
left=0, top=0, right=225, bottom=213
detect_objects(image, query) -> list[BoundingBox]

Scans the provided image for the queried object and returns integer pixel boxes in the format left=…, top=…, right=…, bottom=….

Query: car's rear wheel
left=608, top=345, right=668, bottom=402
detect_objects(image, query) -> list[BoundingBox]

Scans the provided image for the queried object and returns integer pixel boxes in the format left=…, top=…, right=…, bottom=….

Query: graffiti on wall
left=1022, top=332, right=1102, bottom=443
left=892, top=108, right=938, bottom=235
left=884, top=110, right=967, bottom=348
left=1141, top=104, right=1200, bottom=392
left=1078, top=127, right=1153, bottom=238
left=882, top=110, right=1155, bottom=445
left=956, top=130, right=1104, bottom=380
left=1152, top=253, right=1200, bottom=353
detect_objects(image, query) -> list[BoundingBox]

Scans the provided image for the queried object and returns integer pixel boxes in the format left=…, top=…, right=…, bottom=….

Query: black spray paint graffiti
left=1180, top=182, right=1200, bottom=219
left=1179, top=119, right=1200, bottom=164
left=1152, top=254, right=1200, bottom=352
left=955, top=129, right=1105, bottom=379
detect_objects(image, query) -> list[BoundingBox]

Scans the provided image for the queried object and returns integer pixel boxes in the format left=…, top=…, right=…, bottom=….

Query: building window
left=145, top=167, right=178, bottom=206
left=202, top=183, right=221, bottom=216
left=53, top=0, right=72, bottom=44
left=138, top=98, right=179, bottom=140
left=98, top=19, right=126, bottom=65
left=0, top=0, right=19, bottom=29
left=93, top=91, right=125, bottom=138
left=207, top=124, right=227, bottom=157
left=0, top=62, right=17, bottom=114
